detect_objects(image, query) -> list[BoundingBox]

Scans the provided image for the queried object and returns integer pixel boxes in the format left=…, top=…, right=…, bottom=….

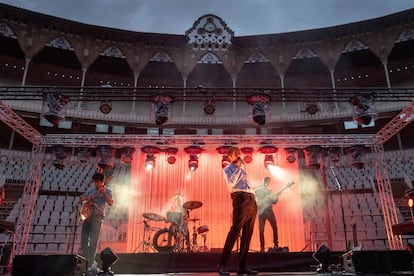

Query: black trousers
left=258, top=206, right=278, bottom=250
left=219, top=192, right=257, bottom=269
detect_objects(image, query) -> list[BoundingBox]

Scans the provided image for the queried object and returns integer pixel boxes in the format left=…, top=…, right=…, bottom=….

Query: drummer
left=168, top=194, right=190, bottom=245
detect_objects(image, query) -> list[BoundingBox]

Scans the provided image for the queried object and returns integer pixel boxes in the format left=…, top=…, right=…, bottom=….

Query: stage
left=10, top=250, right=414, bottom=275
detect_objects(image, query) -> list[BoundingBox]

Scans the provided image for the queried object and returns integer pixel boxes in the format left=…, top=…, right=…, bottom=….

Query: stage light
left=167, top=156, right=176, bottom=164
left=305, top=103, right=318, bottom=115
left=99, top=247, right=118, bottom=275
left=264, top=154, right=274, bottom=168
left=312, top=244, right=331, bottom=273
left=284, top=147, right=297, bottom=163
left=52, top=145, right=69, bottom=170
left=100, top=101, right=112, bottom=114
left=247, top=93, right=271, bottom=125
left=41, top=92, right=70, bottom=126
left=145, top=154, right=155, bottom=171
left=241, top=147, right=254, bottom=164
left=349, top=94, right=377, bottom=125
left=304, top=145, right=322, bottom=170
left=121, top=147, right=135, bottom=164
left=141, top=146, right=161, bottom=171
left=97, top=145, right=116, bottom=171
left=77, top=147, right=91, bottom=163
left=188, top=155, right=198, bottom=171
left=184, top=146, right=203, bottom=171
left=151, top=94, right=174, bottom=125
left=164, top=147, right=178, bottom=165
left=204, top=100, right=216, bottom=115
left=327, top=147, right=341, bottom=163
left=346, top=145, right=367, bottom=169
left=259, top=145, right=277, bottom=168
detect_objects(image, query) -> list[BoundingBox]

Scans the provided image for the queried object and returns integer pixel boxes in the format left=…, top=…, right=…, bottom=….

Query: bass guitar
left=256, top=181, right=295, bottom=215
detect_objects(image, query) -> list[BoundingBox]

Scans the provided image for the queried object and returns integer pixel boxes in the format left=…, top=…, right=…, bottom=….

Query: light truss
left=41, top=133, right=376, bottom=148
left=375, top=101, right=414, bottom=144
left=0, top=86, right=413, bottom=102
left=1, top=96, right=412, bottom=255
left=0, top=100, right=42, bottom=144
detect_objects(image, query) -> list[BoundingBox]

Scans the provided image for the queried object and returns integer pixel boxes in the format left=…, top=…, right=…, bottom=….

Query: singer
left=79, top=172, right=114, bottom=274
left=218, top=146, right=258, bottom=275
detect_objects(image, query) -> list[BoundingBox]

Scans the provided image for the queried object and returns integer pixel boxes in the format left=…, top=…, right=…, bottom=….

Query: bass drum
left=153, top=228, right=177, bottom=252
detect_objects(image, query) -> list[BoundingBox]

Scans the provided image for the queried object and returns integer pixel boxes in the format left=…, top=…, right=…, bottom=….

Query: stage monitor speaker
left=12, top=254, right=87, bottom=276
left=342, top=250, right=412, bottom=273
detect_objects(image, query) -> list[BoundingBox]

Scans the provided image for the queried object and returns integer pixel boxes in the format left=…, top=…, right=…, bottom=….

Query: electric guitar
left=256, top=181, right=295, bottom=215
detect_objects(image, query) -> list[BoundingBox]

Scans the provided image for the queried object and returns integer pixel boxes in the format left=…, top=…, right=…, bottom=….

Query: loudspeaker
left=12, top=254, right=87, bottom=276
left=342, top=250, right=412, bottom=273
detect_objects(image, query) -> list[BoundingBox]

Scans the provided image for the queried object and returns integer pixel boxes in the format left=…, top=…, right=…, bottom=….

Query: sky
left=1, top=0, right=414, bottom=36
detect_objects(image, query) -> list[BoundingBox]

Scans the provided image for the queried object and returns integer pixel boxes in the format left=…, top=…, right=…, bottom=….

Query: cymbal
left=183, top=201, right=203, bottom=210
left=188, top=218, right=201, bottom=222
left=143, top=213, right=165, bottom=221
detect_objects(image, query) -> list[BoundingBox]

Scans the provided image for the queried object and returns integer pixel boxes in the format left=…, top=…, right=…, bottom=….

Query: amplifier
left=12, top=254, right=87, bottom=276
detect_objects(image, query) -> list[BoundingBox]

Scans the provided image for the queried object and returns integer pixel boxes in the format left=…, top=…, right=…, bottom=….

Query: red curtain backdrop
left=126, top=148, right=305, bottom=253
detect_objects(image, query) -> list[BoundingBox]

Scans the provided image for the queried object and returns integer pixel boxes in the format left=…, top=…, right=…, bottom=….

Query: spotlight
left=121, top=147, right=135, bottom=164
left=100, top=101, right=112, bottom=114
left=141, top=146, right=161, bottom=170
left=264, top=154, right=274, bottom=168
left=327, top=147, right=341, bottom=163
left=259, top=145, right=277, bottom=168
left=184, top=146, right=203, bottom=171
left=145, top=154, right=155, bottom=171
left=42, top=92, right=70, bottom=126
left=164, top=147, right=178, bottom=165
left=346, top=145, right=367, bottom=169
left=97, top=145, right=116, bottom=171
left=167, top=156, right=176, bottom=164
left=151, top=94, right=174, bottom=125
left=188, top=155, right=198, bottom=171
left=204, top=100, right=216, bottom=115
left=304, top=145, right=322, bottom=170
left=247, top=94, right=271, bottom=125
left=52, top=145, right=69, bottom=170
left=284, top=147, right=297, bottom=164
left=405, top=189, right=414, bottom=208
left=241, top=147, right=254, bottom=164
left=77, top=147, right=92, bottom=163
left=312, top=244, right=331, bottom=273
left=99, top=247, right=118, bottom=275
left=305, top=103, right=318, bottom=115
left=349, top=94, right=377, bottom=125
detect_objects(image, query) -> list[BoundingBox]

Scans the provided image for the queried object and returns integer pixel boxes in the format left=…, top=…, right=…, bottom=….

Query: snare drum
left=197, top=225, right=209, bottom=234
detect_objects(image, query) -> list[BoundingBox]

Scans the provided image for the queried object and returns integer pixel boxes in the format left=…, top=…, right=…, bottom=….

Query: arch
left=101, top=45, right=125, bottom=58
left=150, top=51, right=174, bottom=62
left=245, top=52, right=269, bottom=63
left=342, top=39, right=368, bottom=53
left=46, top=36, right=73, bottom=50
left=0, top=22, right=16, bottom=38
left=198, top=51, right=222, bottom=64
left=293, top=47, right=318, bottom=59
left=396, top=28, right=414, bottom=43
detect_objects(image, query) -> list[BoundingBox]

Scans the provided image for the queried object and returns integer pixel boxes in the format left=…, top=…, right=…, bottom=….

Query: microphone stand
left=330, top=165, right=349, bottom=252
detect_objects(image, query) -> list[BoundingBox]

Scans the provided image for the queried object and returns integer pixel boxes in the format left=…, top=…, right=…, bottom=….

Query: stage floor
left=9, top=251, right=414, bottom=276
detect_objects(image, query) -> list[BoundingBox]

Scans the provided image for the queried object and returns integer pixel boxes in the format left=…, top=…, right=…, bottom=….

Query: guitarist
left=254, top=176, right=279, bottom=253
left=79, top=172, right=114, bottom=274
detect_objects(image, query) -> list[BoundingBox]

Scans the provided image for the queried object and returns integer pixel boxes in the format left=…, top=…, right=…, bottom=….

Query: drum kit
left=137, top=201, right=209, bottom=253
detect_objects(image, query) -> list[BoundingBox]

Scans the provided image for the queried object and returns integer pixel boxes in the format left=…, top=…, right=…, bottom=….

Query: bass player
left=254, top=176, right=294, bottom=253
left=79, top=172, right=114, bottom=273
